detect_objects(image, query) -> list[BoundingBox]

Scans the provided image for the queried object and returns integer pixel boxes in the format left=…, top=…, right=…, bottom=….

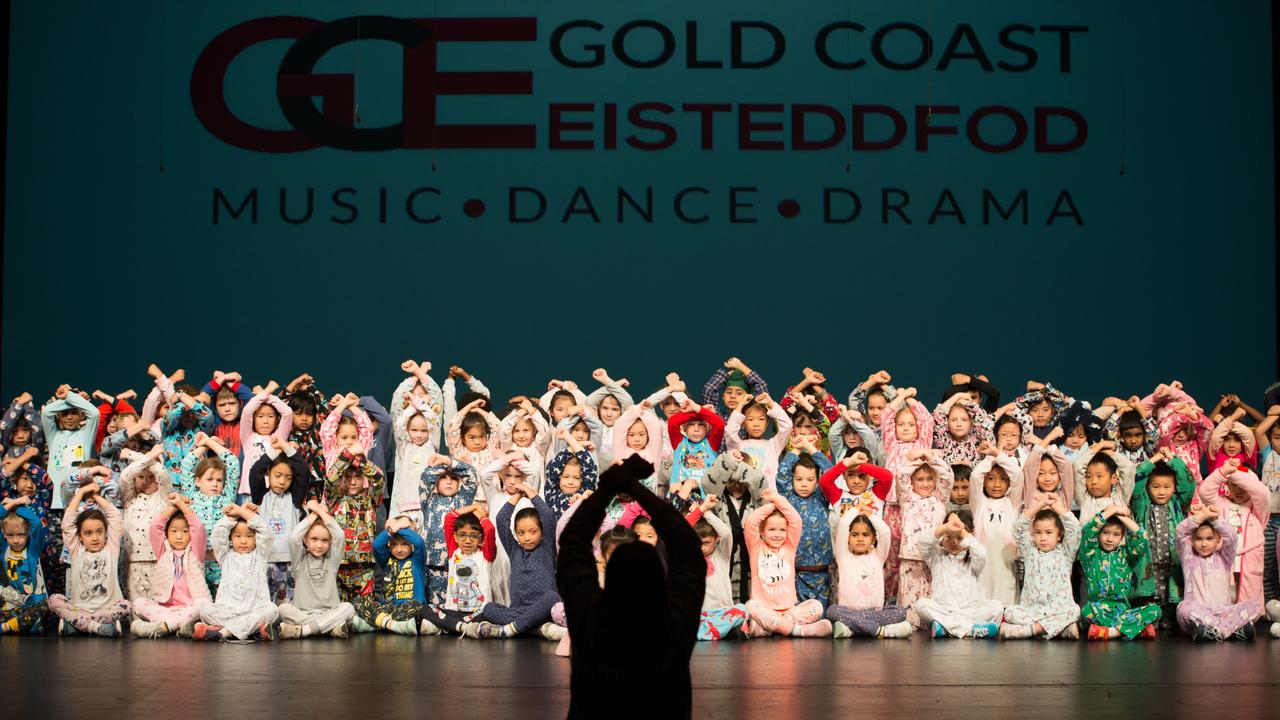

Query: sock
left=301, top=621, right=319, bottom=638
left=376, top=613, right=394, bottom=630
left=998, top=622, right=1034, bottom=639
left=501, top=622, right=517, bottom=638
left=1, top=618, right=18, bottom=634
left=388, top=619, right=418, bottom=636
left=351, top=616, right=376, bottom=633
left=789, top=619, right=832, bottom=637
left=86, top=620, right=101, bottom=634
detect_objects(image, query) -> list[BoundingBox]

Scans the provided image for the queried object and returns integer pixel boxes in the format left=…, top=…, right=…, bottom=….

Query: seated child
left=1176, top=506, right=1264, bottom=641
left=776, top=435, right=835, bottom=607
left=895, top=449, right=955, bottom=608
left=1079, top=504, right=1161, bottom=640
left=1198, top=458, right=1268, bottom=607
left=999, top=493, right=1082, bottom=639
left=118, top=446, right=173, bottom=601
left=48, top=481, right=130, bottom=636
left=418, top=456, right=479, bottom=606
left=353, top=515, right=427, bottom=636
left=278, top=500, right=356, bottom=639
left=743, top=488, right=832, bottom=637
left=0, top=496, right=47, bottom=633
left=826, top=505, right=912, bottom=639
left=914, top=510, right=1003, bottom=639
left=194, top=504, right=279, bottom=641
left=684, top=495, right=749, bottom=640
left=970, top=451, right=1024, bottom=605
left=422, top=505, right=497, bottom=635
left=131, top=494, right=210, bottom=638
left=178, top=433, right=239, bottom=595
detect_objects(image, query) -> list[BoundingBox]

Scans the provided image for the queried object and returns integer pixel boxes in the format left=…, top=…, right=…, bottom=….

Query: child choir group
left=2, top=358, right=1279, bottom=646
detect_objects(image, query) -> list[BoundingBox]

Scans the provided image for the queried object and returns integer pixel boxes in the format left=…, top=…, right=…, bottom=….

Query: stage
left=5, top=634, right=1277, bottom=718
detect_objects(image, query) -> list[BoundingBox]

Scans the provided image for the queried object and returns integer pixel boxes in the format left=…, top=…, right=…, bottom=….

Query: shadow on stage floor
left=5, top=633, right=1278, bottom=719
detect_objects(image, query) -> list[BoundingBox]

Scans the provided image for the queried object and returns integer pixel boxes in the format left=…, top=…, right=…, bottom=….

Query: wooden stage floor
left=5, top=633, right=1277, bottom=718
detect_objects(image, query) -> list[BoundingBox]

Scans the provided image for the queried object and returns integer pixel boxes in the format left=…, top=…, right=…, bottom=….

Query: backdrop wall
left=4, top=1, right=1275, bottom=406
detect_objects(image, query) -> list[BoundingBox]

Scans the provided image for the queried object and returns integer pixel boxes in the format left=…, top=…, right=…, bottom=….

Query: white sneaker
left=1266, top=600, right=1280, bottom=622
left=459, top=622, right=483, bottom=639
left=278, top=623, right=303, bottom=640
left=831, top=621, right=852, bottom=639
left=130, top=620, right=157, bottom=638
left=1270, top=622, right=1280, bottom=639
left=539, top=622, right=567, bottom=641
left=419, top=620, right=442, bottom=636
left=879, top=621, right=914, bottom=639
left=1060, top=624, right=1081, bottom=641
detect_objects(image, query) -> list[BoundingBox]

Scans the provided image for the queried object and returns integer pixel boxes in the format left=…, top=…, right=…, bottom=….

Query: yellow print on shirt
left=390, top=559, right=417, bottom=601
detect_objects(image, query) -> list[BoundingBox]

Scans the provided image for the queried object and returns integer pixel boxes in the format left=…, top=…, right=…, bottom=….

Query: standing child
left=319, top=393, right=373, bottom=472
left=725, top=393, right=793, bottom=485
left=0, top=497, right=48, bottom=633
left=462, top=484, right=561, bottom=638
left=776, top=436, right=836, bottom=607
left=178, top=433, right=240, bottom=595
left=352, top=515, right=428, bottom=635
left=1255, top=407, right=1280, bottom=605
left=914, top=511, right=1004, bottom=639
left=684, top=496, right=750, bottom=640
left=1074, top=443, right=1136, bottom=524
left=932, top=393, right=993, bottom=466
left=1, top=450, right=58, bottom=595
left=278, top=500, right=356, bottom=639
left=1078, top=504, right=1161, bottom=640
left=280, top=373, right=328, bottom=500
left=1198, top=458, right=1269, bottom=608
left=249, top=439, right=308, bottom=604
left=1022, top=443, right=1075, bottom=514
left=948, top=465, right=971, bottom=514
left=819, top=450, right=894, bottom=518
left=701, top=452, right=766, bottom=605
left=1176, top=506, right=1263, bottom=641
left=325, top=451, right=386, bottom=601
left=879, top=386, right=934, bottom=602
left=545, top=431, right=599, bottom=522
left=390, top=390, right=440, bottom=528
left=1130, top=451, right=1195, bottom=629
left=40, top=384, right=100, bottom=511
left=2, top=391, right=46, bottom=459
left=826, top=506, right=913, bottom=639
left=48, top=482, right=130, bottom=636
left=194, top=504, right=279, bottom=641
left=970, top=450, right=1024, bottom=605
left=894, top=449, right=954, bottom=608
left=130, top=494, right=210, bottom=638
left=667, top=399, right=726, bottom=510
left=999, top=494, right=1082, bottom=639
left=742, top=488, right=832, bottom=637
left=418, top=456, right=480, bottom=605
left=237, top=388, right=294, bottom=501
left=586, top=368, right=634, bottom=469
left=118, top=447, right=174, bottom=600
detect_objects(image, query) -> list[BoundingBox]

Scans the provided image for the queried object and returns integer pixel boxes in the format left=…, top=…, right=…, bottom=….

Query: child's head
left=982, top=463, right=1010, bottom=500
left=288, top=394, right=318, bottom=431
left=792, top=455, right=819, bottom=498
left=721, top=374, right=751, bottom=412
left=558, top=457, right=584, bottom=495
left=387, top=532, right=414, bottom=560
left=164, top=513, right=191, bottom=551
left=1268, top=422, right=1280, bottom=451
left=407, top=413, right=432, bottom=446
left=694, top=519, right=719, bottom=557
left=1084, top=454, right=1118, bottom=499
left=1191, top=521, right=1222, bottom=558
left=909, top=462, right=937, bottom=499
left=658, top=395, right=680, bottom=419
left=175, top=384, right=201, bottom=428
left=230, top=519, right=257, bottom=553
left=894, top=406, right=918, bottom=443
left=847, top=514, right=879, bottom=555
left=842, top=450, right=873, bottom=495
left=9, top=417, right=32, bottom=446
left=600, top=524, right=638, bottom=564
left=569, top=418, right=591, bottom=444
left=993, top=415, right=1022, bottom=452
left=453, top=512, right=484, bottom=555
left=1098, top=516, right=1127, bottom=552
left=1028, top=398, right=1053, bottom=427
left=1030, top=508, right=1065, bottom=551
left=865, top=389, right=888, bottom=427
left=130, top=464, right=158, bottom=496
left=1226, top=474, right=1256, bottom=505
left=939, top=510, right=974, bottom=555
left=791, top=412, right=820, bottom=444
left=500, top=463, right=528, bottom=496
left=335, top=415, right=362, bottom=451
left=513, top=507, right=544, bottom=551
left=302, top=517, right=335, bottom=558
left=195, top=457, right=227, bottom=496
left=214, top=387, right=242, bottom=423
left=681, top=416, right=709, bottom=444
left=946, top=403, right=973, bottom=440
left=460, top=411, right=490, bottom=452
left=510, top=417, right=536, bottom=448
left=341, top=466, right=364, bottom=496
left=1, top=512, right=31, bottom=553
left=11, top=464, right=37, bottom=497
left=840, top=423, right=861, bottom=450
left=598, top=394, right=623, bottom=426
left=56, top=406, right=87, bottom=431
left=1036, top=455, right=1061, bottom=493
left=267, top=456, right=295, bottom=495
left=1116, top=411, right=1146, bottom=451
left=76, top=508, right=108, bottom=552
left=435, top=469, right=462, bottom=497
left=1063, top=424, right=1088, bottom=451
left=949, top=464, right=971, bottom=506
left=761, top=510, right=789, bottom=549
left=625, top=418, right=650, bottom=451
left=631, top=516, right=658, bottom=546
left=104, top=410, right=132, bottom=435
left=1221, top=429, right=1245, bottom=457
left=741, top=401, right=770, bottom=440
left=549, top=391, right=576, bottom=424
left=1145, top=462, right=1177, bottom=506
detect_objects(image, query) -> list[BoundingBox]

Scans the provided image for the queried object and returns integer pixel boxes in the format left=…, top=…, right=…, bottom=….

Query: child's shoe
left=1265, top=599, right=1280, bottom=621
left=193, top=622, right=224, bottom=641
left=1060, top=623, right=1081, bottom=640
left=970, top=622, right=999, bottom=639
left=330, top=623, right=350, bottom=639
left=539, top=623, right=567, bottom=641
left=1139, top=624, right=1157, bottom=640
left=1233, top=623, right=1256, bottom=642
left=930, top=621, right=949, bottom=638
left=255, top=622, right=279, bottom=641
left=278, top=623, right=303, bottom=640
left=879, top=621, right=914, bottom=639
left=997, top=623, right=1032, bottom=640
left=57, top=619, right=78, bottom=636
left=95, top=622, right=120, bottom=637
left=418, top=619, right=442, bottom=636
left=832, top=621, right=853, bottom=639
left=1087, top=624, right=1112, bottom=641
left=351, top=616, right=376, bottom=633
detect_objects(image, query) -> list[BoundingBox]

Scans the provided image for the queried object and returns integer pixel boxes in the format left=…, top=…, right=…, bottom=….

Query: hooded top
left=558, top=455, right=704, bottom=720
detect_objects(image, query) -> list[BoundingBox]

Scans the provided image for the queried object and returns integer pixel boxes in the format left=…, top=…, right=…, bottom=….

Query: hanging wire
left=158, top=0, right=166, bottom=171
left=1119, top=0, right=1126, bottom=175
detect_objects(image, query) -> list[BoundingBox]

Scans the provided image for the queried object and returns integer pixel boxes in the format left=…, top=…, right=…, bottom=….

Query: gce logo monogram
left=191, top=16, right=537, bottom=152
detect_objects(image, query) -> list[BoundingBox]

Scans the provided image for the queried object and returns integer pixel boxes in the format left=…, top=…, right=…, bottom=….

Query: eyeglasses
left=455, top=532, right=483, bottom=540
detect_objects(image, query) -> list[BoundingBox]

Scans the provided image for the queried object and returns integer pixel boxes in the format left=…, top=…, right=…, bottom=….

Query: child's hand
left=14, top=391, right=33, bottom=405
left=54, top=384, right=71, bottom=400
left=428, top=453, right=451, bottom=466
left=223, top=504, right=238, bottom=517
left=680, top=398, right=700, bottom=414
left=344, top=392, right=361, bottom=406
left=2, top=496, right=30, bottom=510
left=561, top=380, right=579, bottom=393
left=905, top=448, right=927, bottom=461
left=243, top=502, right=260, bottom=514
left=330, top=393, right=347, bottom=408
left=760, top=488, right=779, bottom=504
left=1221, top=457, right=1242, bottom=476
left=1199, top=505, right=1221, bottom=522
left=1113, top=505, right=1131, bottom=518
left=166, top=492, right=181, bottom=505
left=701, top=495, right=719, bottom=512
left=473, top=504, right=488, bottom=520
left=592, top=368, right=609, bottom=384
left=755, top=392, right=773, bottom=408
left=1045, top=426, right=1065, bottom=443
left=521, top=483, right=538, bottom=499
left=401, top=360, right=419, bottom=374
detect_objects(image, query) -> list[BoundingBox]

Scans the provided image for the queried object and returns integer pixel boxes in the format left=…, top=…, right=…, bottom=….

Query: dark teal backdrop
left=3, top=1, right=1275, bottom=407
